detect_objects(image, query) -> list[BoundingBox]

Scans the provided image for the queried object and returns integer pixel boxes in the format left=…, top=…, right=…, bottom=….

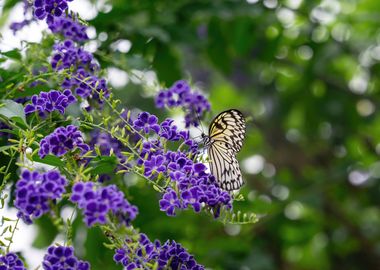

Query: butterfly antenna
left=192, top=105, right=205, bottom=135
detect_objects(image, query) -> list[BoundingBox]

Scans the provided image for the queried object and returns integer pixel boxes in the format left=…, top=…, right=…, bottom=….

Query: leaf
left=32, top=216, right=58, bottom=248
left=1, top=49, right=22, bottom=61
left=0, top=128, right=18, bottom=136
left=207, top=17, right=231, bottom=74
left=3, top=0, right=19, bottom=10
left=152, top=42, right=182, bottom=85
left=32, top=155, right=65, bottom=168
left=89, top=156, right=117, bottom=175
left=0, top=145, right=14, bottom=153
left=0, top=99, right=27, bottom=126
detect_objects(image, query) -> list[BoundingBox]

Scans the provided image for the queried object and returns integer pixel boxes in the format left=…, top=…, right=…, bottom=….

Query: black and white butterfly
left=201, top=109, right=246, bottom=191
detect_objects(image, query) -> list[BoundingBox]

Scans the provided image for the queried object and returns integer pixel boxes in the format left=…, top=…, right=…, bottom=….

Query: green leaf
left=152, top=43, right=182, bottom=85
left=0, top=49, right=22, bottom=61
left=0, top=99, right=27, bottom=126
left=32, top=155, right=65, bottom=168
left=89, top=156, right=117, bottom=175
left=32, top=216, right=58, bottom=248
left=0, top=145, right=14, bottom=153
left=3, top=0, right=19, bottom=10
left=0, top=128, right=18, bottom=136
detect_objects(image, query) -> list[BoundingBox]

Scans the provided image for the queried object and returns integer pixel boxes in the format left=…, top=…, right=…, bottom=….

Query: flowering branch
left=0, top=1, right=259, bottom=269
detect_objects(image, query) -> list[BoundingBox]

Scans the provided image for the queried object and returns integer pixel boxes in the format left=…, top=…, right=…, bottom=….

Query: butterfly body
left=202, top=109, right=246, bottom=191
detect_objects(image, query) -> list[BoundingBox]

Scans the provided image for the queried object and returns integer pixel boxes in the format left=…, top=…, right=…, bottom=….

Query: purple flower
left=159, top=189, right=181, bottom=216
left=133, top=112, right=160, bottom=134
left=114, top=233, right=204, bottom=270
left=158, top=240, right=204, bottom=270
left=14, top=170, right=67, bottom=224
left=158, top=118, right=181, bottom=141
left=113, top=249, right=130, bottom=266
left=51, top=40, right=96, bottom=71
left=181, top=187, right=202, bottom=212
left=51, top=40, right=110, bottom=108
left=47, top=15, right=89, bottom=42
left=155, top=80, right=211, bottom=127
left=70, top=182, right=138, bottom=227
left=38, top=125, right=90, bottom=158
left=137, top=140, right=164, bottom=166
left=0, top=252, right=27, bottom=270
left=42, top=246, right=90, bottom=270
left=143, top=154, right=166, bottom=178
left=33, top=0, right=73, bottom=23
left=24, top=89, right=76, bottom=116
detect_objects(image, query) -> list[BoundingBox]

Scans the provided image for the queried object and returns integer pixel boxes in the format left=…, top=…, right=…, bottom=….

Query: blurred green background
left=4, top=0, right=380, bottom=269
left=88, top=1, right=380, bottom=269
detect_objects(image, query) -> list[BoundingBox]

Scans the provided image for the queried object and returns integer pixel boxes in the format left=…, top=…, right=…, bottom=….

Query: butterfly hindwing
left=206, top=109, right=246, bottom=191
left=208, top=142, right=243, bottom=191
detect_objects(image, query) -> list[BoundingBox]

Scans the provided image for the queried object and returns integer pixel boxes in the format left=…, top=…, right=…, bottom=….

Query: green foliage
left=88, top=0, right=380, bottom=269
left=2, top=0, right=380, bottom=269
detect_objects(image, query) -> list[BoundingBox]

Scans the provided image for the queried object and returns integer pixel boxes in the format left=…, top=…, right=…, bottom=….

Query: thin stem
left=80, top=120, right=166, bottom=193
left=6, top=217, right=19, bottom=253
left=71, top=74, right=150, bottom=142
left=4, top=71, right=58, bottom=99
left=64, top=207, right=77, bottom=246
left=0, top=149, right=17, bottom=195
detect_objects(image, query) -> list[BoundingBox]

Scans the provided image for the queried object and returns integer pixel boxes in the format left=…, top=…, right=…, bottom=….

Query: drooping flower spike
left=0, top=252, right=27, bottom=270
left=38, top=125, right=90, bottom=158
left=24, top=89, right=76, bottom=117
left=42, top=245, right=90, bottom=270
left=15, top=170, right=68, bottom=224
left=155, top=80, right=210, bottom=127
left=70, top=182, right=138, bottom=227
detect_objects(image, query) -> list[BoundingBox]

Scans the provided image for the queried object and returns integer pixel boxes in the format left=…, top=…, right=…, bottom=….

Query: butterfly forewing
left=206, top=109, right=246, bottom=191
left=209, top=109, right=245, bottom=153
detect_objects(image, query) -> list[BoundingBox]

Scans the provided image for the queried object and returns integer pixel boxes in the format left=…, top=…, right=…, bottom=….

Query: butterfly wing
left=208, top=109, right=245, bottom=153
left=207, top=109, right=246, bottom=191
left=208, top=141, right=244, bottom=191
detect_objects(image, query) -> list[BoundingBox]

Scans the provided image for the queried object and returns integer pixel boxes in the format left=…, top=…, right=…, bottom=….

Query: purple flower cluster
left=42, top=246, right=90, bottom=270
left=33, top=0, right=73, bottom=23
left=9, top=0, right=33, bottom=34
left=47, top=16, right=89, bottom=42
left=114, top=233, right=204, bottom=270
left=10, top=19, right=32, bottom=34
left=155, top=80, right=211, bottom=127
left=15, top=170, right=67, bottom=224
left=24, top=89, right=76, bottom=116
left=133, top=113, right=196, bottom=150
left=51, top=40, right=96, bottom=71
left=0, top=252, right=27, bottom=270
left=132, top=112, right=232, bottom=216
left=51, top=40, right=109, bottom=107
left=158, top=160, right=231, bottom=217
left=70, top=182, right=138, bottom=227
left=39, top=125, right=90, bottom=158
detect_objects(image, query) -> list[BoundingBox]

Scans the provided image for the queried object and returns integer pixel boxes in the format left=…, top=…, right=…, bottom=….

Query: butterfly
left=201, top=109, right=246, bottom=191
